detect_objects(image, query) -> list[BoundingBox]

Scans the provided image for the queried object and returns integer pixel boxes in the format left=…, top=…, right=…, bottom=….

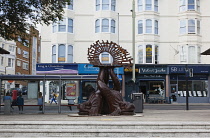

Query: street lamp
left=131, top=0, right=136, bottom=83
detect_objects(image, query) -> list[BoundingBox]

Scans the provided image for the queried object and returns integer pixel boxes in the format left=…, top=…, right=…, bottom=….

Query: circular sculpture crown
left=87, top=40, right=133, bottom=67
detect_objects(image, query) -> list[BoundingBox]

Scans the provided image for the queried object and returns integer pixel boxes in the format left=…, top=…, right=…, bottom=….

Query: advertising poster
left=66, top=83, right=76, bottom=99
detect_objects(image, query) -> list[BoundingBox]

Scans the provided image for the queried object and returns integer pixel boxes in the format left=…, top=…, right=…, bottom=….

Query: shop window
left=172, top=79, right=208, bottom=97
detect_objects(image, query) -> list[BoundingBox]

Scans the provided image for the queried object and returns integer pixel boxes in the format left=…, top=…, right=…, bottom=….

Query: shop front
left=124, top=65, right=168, bottom=103
left=169, top=65, right=210, bottom=103
left=78, top=64, right=124, bottom=103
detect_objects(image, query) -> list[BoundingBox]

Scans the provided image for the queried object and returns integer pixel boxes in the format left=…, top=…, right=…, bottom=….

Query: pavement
left=1, top=103, right=210, bottom=123
left=1, top=95, right=210, bottom=122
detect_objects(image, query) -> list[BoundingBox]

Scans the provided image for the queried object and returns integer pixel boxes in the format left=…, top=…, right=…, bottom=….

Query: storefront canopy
left=201, top=48, right=210, bottom=55
left=0, top=47, right=10, bottom=54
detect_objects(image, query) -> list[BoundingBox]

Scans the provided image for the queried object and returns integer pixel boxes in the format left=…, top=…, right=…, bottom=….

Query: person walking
left=50, top=93, right=57, bottom=104
left=17, top=93, right=24, bottom=114
left=38, top=92, right=43, bottom=111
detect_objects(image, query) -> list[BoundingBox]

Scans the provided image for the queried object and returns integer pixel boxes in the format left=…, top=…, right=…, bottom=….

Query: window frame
left=67, top=45, right=73, bottom=63
left=146, top=19, right=152, bottom=34
left=58, top=44, right=66, bottom=63
left=52, top=45, right=56, bottom=63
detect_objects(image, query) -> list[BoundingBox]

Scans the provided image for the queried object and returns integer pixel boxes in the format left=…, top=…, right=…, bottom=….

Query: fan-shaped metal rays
left=88, top=40, right=133, bottom=67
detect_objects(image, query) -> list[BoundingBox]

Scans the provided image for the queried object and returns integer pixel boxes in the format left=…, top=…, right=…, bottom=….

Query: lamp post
left=132, top=0, right=136, bottom=83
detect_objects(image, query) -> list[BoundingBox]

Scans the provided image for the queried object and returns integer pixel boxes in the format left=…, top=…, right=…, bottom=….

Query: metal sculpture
left=78, top=40, right=135, bottom=116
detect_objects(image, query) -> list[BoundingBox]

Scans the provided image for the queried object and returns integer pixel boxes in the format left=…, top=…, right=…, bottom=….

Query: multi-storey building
left=39, top=0, right=210, bottom=104
left=0, top=27, right=41, bottom=91
left=40, top=0, right=210, bottom=64
left=15, top=27, right=41, bottom=88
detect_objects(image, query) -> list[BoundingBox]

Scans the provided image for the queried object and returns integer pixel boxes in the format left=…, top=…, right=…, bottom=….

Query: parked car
left=22, top=87, right=28, bottom=95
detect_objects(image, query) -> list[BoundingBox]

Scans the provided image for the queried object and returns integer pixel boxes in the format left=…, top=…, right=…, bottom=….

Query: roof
left=201, top=48, right=210, bottom=55
left=0, top=47, right=10, bottom=54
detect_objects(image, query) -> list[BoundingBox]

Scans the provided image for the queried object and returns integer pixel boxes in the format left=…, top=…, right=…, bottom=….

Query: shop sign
left=139, top=67, right=167, bottom=74
left=169, top=66, right=209, bottom=74
left=124, top=68, right=139, bottom=72
left=78, top=64, right=124, bottom=74
left=36, top=63, right=78, bottom=74
left=139, top=75, right=165, bottom=79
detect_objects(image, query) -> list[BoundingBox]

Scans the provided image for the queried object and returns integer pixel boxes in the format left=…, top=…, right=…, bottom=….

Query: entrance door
left=140, top=85, right=147, bottom=102
left=170, top=84, right=178, bottom=102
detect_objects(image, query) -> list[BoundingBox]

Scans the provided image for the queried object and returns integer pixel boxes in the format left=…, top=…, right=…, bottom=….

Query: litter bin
left=4, top=99, right=11, bottom=115
left=132, top=93, right=143, bottom=113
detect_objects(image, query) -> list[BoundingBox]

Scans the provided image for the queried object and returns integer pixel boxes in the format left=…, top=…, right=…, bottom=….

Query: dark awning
left=0, top=47, right=10, bottom=54
left=201, top=48, right=210, bottom=55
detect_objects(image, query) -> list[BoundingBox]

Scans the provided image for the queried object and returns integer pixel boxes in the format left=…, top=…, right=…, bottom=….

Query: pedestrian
left=17, top=93, right=24, bottom=114
left=68, top=99, right=74, bottom=111
left=38, top=92, right=43, bottom=111
left=50, top=93, right=57, bottom=104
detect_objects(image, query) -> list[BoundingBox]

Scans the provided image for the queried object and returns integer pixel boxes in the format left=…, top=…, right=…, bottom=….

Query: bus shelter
left=0, top=75, right=97, bottom=114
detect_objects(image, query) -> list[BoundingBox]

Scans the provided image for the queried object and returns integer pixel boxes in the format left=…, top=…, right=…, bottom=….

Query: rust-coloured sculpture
left=78, top=40, right=135, bottom=116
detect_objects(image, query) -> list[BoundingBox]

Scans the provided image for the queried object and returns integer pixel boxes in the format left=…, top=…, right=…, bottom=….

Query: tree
left=0, top=0, right=70, bottom=42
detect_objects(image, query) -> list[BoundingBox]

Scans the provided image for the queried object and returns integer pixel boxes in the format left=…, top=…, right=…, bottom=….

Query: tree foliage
left=0, top=0, right=70, bottom=41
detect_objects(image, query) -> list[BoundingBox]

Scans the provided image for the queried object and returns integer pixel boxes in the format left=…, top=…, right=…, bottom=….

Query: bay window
left=52, top=44, right=74, bottom=63
left=138, top=44, right=159, bottom=64
left=96, top=0, right=116, bottom=11
left=179, top=0, right=200, bottom=12
left=179, top=19, right=200, bottom=34
left=138, top=0, right=158, bottom=12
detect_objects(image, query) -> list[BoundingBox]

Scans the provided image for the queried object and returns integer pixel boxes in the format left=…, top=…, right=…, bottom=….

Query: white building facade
left=40, top=0, right=210, bottom=64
